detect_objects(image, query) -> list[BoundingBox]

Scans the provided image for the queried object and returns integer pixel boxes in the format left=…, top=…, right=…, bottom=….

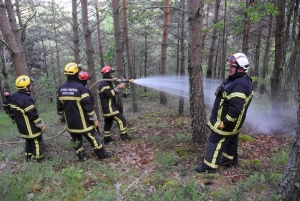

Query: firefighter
left=57, top=62, right=112, bottom=161
left=2, top=91, right=15, bottom=122
left=9, top=75, right=46, bottom=162
left=195, top=53, right=254, bottom=173
left=98, top=66, right=132, bottom=144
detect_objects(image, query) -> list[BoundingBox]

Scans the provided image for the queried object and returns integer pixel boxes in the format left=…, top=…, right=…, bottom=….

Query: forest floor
left=0, top=103, right=295, bottom=200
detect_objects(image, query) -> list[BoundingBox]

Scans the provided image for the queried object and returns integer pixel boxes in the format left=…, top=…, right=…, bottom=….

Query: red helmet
left=78, top=70, right=90, bottom=80
left=4, top=92, right=10, bottom=97
left=101, top=66, right=115, bottom=74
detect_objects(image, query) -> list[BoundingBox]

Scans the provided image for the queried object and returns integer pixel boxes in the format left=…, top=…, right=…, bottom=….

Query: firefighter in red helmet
left=98, top=66, right=133, bottom=143
left=57, top=62, right=112, bottom=161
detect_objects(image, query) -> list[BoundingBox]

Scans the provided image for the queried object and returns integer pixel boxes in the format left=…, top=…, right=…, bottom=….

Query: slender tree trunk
left=51, top=0, right=63, bottom=86
left=277, top=75, right=300, bottom=200
left=160, top=0, right=170, bottom=105
left=81, top=0, right=100, bottom=118
left=95, top=0, right=105, bottom=68
left=253, top=24, right=262, bottom=90
left=206, top=0, right=220, bottom=79
left=15, top=0, right=32, bottom=76
left=0, top=34, right=9, bottom=93
left=143, top=31, right=148, bottom=92
left=5, top=0, right=28, bottom=74
left=178, top=0, right=185, bottom=116
left=122, top=0, right=138, bottom=112
left=111, top=0, right=124, bottom=113
left=72, top=0, right=80, bottom=64
left=270, top=0, right=286, bottom=113
left=187, top=0, right=207, bottom=144
left=242, top=0, right=254, bottom=55
left=0, top=0, right=25, bottom=76
left=259, top=15, right=274, bottom=94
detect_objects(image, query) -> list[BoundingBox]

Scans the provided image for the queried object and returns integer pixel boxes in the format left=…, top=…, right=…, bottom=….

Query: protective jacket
left=10, top=91, right=43, bottom=139
left=207, top=73, right=253, bottom=136
left=98, top=81, right=119, bottom=118
left=57, top=80, right=96, bottom=134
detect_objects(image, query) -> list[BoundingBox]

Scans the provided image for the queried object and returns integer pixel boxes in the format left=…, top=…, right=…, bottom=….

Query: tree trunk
left=206, top=0, right=220, bottom=79
left=111, top=0, right=124, bottom=113
left=52, top=0, right=63, bottom=87
left=72, top=0, right=80, bottom=64
left=81, top=0, right=100, bottom=118
left=277, top=77, right=300, bottom=201
left=160, top=0, right=170, bottom=105
left=0, top=0, right=25, bottom=76
left=122, top=0, right=138, bottom=112
left=15, top=0, right=31, bottom=76
left=0, top=35, right=9, bottom=93
left=242, top=0, right=254, bottom=55
left=178, top=0, right=185, bottom=116
left=187, top=0, right=207, bottom=144
left=259, top=15, right=274, bottom=94
left=5, top=0, right=28, bottom=74
left=270, top=0, right=286, bottom=113
left=95, top=0, right=105, bottom=68
left=253, top=23, right=262, bottom=90
left=143, top=32, right=148, bottom=92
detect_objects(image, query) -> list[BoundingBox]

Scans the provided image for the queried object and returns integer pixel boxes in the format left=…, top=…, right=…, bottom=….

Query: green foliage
left=155, top=151, right=181, bottom=169
left=61, top=165, right=84, bottom=187
left=214, top=21, right=224, bottom=31
left=239, top=134, right=254, bottom=142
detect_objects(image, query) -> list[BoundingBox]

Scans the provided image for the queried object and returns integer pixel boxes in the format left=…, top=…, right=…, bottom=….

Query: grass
left=0, top=91, right=293, bottom=200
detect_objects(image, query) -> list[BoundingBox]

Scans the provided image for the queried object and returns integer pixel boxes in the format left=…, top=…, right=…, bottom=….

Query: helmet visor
left=226, top=54, right=237, bottom=66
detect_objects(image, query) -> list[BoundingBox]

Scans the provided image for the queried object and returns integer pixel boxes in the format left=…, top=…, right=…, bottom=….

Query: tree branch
left=142, top=6, right=186, bottom=13
left=0, top=39, right=13, bottom=53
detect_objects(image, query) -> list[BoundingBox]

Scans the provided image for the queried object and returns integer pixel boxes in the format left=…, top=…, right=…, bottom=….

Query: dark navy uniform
left=203, top=73, right=253, bottom=170
left=98, top=80, right=127, bottom=139
left=10, top=91, right=45, bottom=160
left=57, top=79, right=105, bottom=160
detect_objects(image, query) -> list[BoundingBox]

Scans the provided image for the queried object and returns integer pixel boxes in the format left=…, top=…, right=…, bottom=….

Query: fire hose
left=0, top=78, right=134, bottom=145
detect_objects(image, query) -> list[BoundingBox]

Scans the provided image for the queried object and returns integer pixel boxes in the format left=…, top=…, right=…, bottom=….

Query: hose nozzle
left=129, top=79, right=134, bottom=83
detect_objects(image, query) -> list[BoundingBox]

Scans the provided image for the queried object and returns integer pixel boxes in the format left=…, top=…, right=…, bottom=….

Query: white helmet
left=226, top=53, right=249, bottom=72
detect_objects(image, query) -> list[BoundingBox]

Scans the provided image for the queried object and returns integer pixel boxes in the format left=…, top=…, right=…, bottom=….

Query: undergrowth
left=0, top=91, right=293, bottom=201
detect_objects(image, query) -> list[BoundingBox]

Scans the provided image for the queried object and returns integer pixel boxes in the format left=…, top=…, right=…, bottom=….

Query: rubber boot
left=77, top=151, right=89, bottom=161
left=104, top=136, right=116, bottom=144
left=121, top=133, right=132, bottom=141
left=95, top=147, right=113, bottom=159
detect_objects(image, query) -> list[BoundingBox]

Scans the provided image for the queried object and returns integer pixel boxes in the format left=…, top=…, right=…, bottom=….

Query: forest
left=0, top=0, right=300, bottom=200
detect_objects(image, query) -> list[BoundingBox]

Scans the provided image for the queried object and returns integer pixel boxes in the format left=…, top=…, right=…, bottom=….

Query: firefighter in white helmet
left=195, top=53, right=254, bottom=173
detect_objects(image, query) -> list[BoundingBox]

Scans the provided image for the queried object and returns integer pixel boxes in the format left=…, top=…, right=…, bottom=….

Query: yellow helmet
left=15, top=75, right=32, bottom=90
left=64, top=62, right=79, bottom=75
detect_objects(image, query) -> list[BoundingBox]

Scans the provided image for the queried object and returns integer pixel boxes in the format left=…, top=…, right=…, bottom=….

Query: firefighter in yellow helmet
left=57, top=62, right=112, bottom=161
left=9, top=75, right=47, bottom=162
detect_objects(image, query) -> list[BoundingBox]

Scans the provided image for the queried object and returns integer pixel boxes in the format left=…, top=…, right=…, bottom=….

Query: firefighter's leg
left=103, top=117, right=115, bottom=143
left=25, top=139, right=33, bottom=162
left=195, top=132, right=229, bottom=173
left=219, top=134, right=239, bottom=166
left=70, top=133, right=88, bottom=161
left=83, top=129, right=112, bottom=159
left=31, top=136, right=44, bottom=161
left=113, top=114, right=132, bottom=141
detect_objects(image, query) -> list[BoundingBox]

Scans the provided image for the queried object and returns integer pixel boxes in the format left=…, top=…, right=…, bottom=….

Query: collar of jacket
left=228, top=72, right=248, bottom=81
